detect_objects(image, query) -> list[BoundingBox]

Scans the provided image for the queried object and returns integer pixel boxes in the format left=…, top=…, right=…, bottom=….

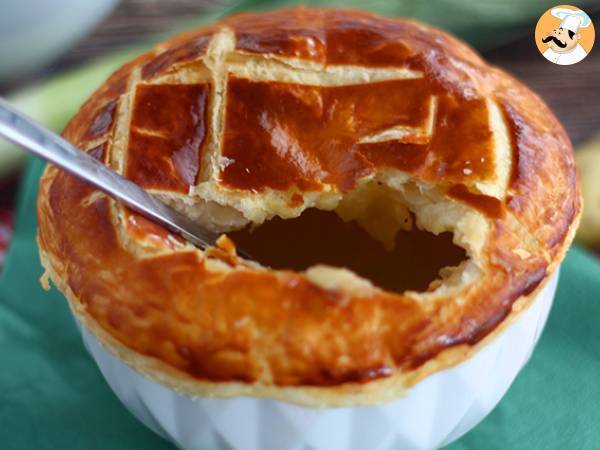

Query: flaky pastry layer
left=37, top=7, right=580, bottom=406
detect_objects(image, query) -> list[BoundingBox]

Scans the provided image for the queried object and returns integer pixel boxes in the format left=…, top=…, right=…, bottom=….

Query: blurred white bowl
left=76, top=271, right=559, bottom=450
left=0, top=0, right=119, bottom=83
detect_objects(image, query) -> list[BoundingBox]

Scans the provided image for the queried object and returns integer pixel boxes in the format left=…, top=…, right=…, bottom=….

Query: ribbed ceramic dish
left=74, top=271, right=558, bottom=450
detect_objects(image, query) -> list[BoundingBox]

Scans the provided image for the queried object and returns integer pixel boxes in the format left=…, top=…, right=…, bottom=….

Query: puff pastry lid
left=37, top=7, right=580, bottom=406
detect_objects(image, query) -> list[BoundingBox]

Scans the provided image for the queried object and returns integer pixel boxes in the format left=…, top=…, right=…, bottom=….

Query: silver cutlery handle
left=0, top=97, right=222, bottom=251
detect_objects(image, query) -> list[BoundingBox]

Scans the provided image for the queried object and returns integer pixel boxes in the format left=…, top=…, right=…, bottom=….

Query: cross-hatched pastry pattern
left=37, top=7, right=580, bottom=406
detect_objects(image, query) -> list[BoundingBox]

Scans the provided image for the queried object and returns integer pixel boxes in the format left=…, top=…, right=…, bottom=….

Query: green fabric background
left=2, top=1, right=600, bottom=448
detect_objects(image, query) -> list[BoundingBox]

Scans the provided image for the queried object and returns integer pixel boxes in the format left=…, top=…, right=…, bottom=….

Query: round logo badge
left=535, top=5, right=595, bottom=65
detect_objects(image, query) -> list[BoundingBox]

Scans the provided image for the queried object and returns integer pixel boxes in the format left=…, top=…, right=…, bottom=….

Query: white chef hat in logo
left=551, top=7, right=592, bottom=33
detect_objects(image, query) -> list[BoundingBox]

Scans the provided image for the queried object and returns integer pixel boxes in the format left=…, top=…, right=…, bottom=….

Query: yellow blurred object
left=576, top=132, right=600, bottom=248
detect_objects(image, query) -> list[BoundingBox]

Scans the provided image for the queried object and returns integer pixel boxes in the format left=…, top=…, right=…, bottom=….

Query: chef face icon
left=535, top=6, right=595, bottom=65
left=542, top=27, right=580, bottom=53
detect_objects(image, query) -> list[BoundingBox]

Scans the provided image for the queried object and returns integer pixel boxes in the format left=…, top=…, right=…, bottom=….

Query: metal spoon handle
left=0, top=97, right=222, bottom=251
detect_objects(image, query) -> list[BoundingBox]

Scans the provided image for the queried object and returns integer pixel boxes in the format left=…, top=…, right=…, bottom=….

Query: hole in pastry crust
left=141, top=177, right=477, bottom=294
left=227, top=210, right=466, bottom=293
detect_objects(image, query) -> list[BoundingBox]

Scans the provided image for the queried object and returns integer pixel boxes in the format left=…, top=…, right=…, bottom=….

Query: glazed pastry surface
left=37, top=7, right=580, bottom=406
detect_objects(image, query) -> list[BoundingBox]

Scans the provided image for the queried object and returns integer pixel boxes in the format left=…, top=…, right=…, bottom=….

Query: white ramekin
left=76, top=270, right=558, bottom=450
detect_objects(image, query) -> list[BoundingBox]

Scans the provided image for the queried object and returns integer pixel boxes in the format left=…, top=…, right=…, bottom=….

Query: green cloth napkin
left=2, top=1, right=600, bottom=448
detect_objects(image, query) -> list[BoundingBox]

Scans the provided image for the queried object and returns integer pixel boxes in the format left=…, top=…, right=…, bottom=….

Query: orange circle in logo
left=535, top=5, right=595, bottom=65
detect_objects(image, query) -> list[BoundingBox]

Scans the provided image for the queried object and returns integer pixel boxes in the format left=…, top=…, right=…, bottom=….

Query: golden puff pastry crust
left=37, top=7, right=581, bottom=406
